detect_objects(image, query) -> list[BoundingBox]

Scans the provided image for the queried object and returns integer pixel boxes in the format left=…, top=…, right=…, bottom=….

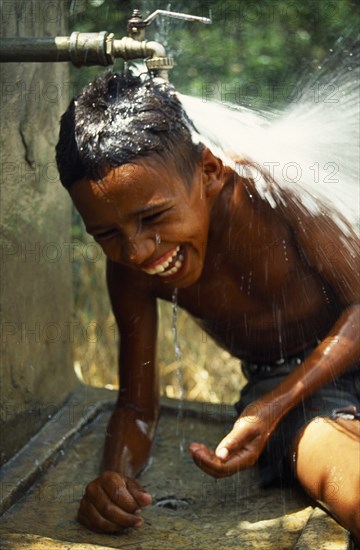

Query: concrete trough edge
left=0, top=384, right=115, bottom=516
left=0, top=387, right=234, bottom=517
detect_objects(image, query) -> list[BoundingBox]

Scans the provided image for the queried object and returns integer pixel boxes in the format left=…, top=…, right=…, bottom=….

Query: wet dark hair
left=56, top=71, right=203, bottom=189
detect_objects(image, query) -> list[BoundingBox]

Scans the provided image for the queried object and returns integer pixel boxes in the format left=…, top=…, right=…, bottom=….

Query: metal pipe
left=0, top=36, right=72, bottom=63
left=0, top=33, right=113, bottom=66
left=0, top=33, right=173, bottom=77
left=0, top=9, right=210, bottom=77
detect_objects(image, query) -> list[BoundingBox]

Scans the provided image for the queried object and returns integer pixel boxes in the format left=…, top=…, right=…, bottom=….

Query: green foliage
left=69, top=0, right=359, bottom=107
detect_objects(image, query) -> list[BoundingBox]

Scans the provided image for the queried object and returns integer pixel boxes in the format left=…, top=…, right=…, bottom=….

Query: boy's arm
left=103, top=258, right=159, bottom=476
left=190, top=211, right=360, bottom=476
left=78, top=260, right=158, bottom=532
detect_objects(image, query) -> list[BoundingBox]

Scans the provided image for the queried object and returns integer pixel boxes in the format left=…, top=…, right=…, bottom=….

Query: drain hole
left=154, top=496, right=191, bottom=510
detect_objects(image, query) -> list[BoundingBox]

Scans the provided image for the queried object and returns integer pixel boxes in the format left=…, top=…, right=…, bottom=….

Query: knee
left=345, top=495, right=360, bottom=543
left=322, top=481, right=360, bottom=536
left=315, top=428, right=360, bottom=540
left=293, top=416, right=360, bottom=537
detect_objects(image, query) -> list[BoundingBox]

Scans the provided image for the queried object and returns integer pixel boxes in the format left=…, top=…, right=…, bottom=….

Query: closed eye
left=93, top=228, right=118, bottom=240
left=142, top=210, right=168, bottom=224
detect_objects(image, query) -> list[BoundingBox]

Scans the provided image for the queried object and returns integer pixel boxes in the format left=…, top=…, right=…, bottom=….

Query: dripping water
left=172, top=288, right=182, bottom=363
left=171, top=287, right=185, bottom=460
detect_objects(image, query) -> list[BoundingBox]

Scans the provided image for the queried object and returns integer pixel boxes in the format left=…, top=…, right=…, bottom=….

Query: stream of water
left=180, top=52, right=359, bottom=230
left=171, top=288, right=186, bottom=458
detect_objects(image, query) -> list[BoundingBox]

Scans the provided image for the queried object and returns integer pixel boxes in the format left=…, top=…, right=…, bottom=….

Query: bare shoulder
left=234, top=169, right=359, bottom=261
left=271, top=184, right=359, bottom=302
left=227, top=172, right=359, bottom=301
left=275, top=186, right=359, bottom=264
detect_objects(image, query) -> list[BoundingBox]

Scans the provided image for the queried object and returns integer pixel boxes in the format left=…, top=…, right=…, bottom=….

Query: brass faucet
left=0, top=8, right=211, bottom=80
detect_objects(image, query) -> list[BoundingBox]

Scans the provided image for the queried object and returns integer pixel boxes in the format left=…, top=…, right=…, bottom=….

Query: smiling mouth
left=142, top=246, right=185, bottom=277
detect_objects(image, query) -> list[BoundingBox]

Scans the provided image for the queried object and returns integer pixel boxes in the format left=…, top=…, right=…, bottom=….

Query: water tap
left=0, top=8, right=211, bottom=80
left=121, top=8, right=212, bottom=78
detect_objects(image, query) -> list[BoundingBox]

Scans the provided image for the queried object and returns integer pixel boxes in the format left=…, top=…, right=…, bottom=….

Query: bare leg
left=292, top=417, right=360, bottom=545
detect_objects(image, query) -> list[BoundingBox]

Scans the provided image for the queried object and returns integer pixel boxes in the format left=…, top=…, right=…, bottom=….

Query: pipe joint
left=69, top=31, right=114, bottom=67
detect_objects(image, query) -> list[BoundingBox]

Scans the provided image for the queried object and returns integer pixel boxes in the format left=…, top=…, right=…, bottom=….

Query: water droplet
left=240, top=274, right=244, bottom=292
left=247, top=271, right=252, bottom=295
left=321, top=285, right=330, bottom=303
left=282, top=239, right=289, bottom=261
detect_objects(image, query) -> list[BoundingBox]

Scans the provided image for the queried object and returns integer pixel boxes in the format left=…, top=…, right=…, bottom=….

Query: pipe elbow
left=112, top=37, right=173, bottom=79
left=145, top=41, right=166, bottom=59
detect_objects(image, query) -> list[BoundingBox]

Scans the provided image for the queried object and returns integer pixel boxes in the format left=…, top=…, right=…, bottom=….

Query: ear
left=200, top=147, right=225, bottom=197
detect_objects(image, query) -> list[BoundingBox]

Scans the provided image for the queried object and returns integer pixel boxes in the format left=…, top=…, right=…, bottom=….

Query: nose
left=125, top=235, right=156, bottom=266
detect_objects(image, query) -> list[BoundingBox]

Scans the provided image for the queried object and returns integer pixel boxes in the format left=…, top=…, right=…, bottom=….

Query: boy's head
left=56, top=71, right=226, bottom=286
left=56, top=71, right=203, bottom=190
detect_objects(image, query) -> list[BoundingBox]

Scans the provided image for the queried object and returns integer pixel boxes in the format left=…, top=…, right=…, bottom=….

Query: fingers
left=101, top=473, right=149, bottom=512
left=78, top=472, right=152, bottom=533
left=78, top=497, right=141, bottom=533
left=189, top=432, right=261, bottom=477
left=188, top=442, right=242, bottom=478
left=126, top=477, right=152, bottom=507
left=215, top=447, right=229, bottom=460
left=215, top=418, right=262, bottom=462
left=215, top=428, right=241, bottom=461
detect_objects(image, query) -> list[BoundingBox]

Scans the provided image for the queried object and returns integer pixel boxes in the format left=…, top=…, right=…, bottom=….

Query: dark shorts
left=235, top=358, right=360, bottom=487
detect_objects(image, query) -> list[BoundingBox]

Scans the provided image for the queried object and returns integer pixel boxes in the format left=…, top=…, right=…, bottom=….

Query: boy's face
left=70, top=153, right=221, bottom=288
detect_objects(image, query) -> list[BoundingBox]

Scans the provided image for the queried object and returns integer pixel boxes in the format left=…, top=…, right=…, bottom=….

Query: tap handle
left=143, top=9, right=212, bottom=26
left=127, top=9, right=211, bottom=40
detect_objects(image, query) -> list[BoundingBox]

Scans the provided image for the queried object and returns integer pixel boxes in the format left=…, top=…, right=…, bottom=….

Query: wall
left=0, top=0, right=78, bottom=465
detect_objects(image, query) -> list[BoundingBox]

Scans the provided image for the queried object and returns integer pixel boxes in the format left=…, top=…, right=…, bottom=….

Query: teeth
left=158, top=255, right=183, bottom=277
left=142, top=246, right=181, bottom=275
left=144, top=267, right=158, bottom=275
left=143, top=268, right=157, bottom=275
left=161, top=267, right=176, bottom=276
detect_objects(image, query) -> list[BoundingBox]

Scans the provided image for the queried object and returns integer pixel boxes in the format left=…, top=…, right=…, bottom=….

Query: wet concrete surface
left=0, top=387, right=351, bottom=549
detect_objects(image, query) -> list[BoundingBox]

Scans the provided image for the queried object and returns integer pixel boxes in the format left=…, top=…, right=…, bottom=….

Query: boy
left=56, top=71, right=360, bottom=542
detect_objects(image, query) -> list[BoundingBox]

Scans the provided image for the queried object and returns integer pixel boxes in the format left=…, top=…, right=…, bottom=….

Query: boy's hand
left=77, top=471, right=152, bottom=533
left=189, top=410, right=272, bottom=478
